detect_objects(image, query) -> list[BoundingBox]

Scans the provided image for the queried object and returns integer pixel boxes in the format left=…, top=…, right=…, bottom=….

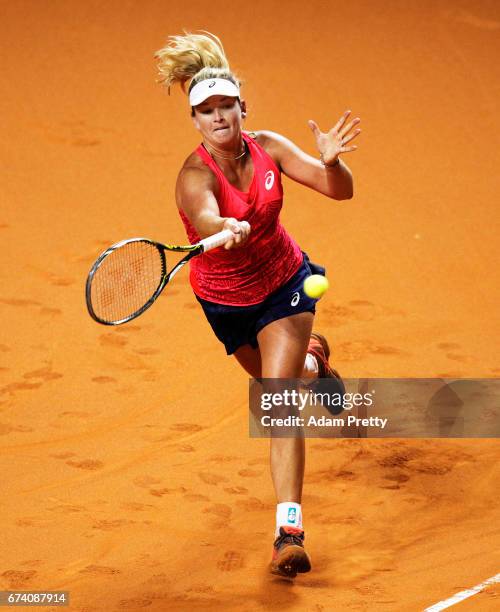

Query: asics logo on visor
left=209, top=80, right=216, bottom=88
left=291, top=292, right=300, bottom=306
left=265, top=170, right=275, bottom=190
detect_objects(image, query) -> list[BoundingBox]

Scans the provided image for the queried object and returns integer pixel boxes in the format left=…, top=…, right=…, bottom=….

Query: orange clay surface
left=1, top=1, right=499, bottom=610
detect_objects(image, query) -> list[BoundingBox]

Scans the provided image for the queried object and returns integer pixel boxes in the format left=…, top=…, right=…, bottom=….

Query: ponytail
left=155, top=31, right=240, bottom=94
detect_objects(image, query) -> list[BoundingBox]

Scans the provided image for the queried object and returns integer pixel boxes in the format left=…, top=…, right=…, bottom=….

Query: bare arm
left=175, top=165, right=250, bottom=249
left=260, top=110, right=361, bottom=200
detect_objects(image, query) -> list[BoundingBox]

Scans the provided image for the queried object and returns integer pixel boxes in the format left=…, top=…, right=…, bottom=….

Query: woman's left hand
left=308, top=110, right=361, bottom=167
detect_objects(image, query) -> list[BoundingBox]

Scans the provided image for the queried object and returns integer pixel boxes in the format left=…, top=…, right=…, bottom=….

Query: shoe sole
left=310, top=332, right=344, bottom=381
left=306, top=332, right=345, bottom=415
left=310, top=332, right=330, bottom=361
left=270, top=545, right=311, bottom=579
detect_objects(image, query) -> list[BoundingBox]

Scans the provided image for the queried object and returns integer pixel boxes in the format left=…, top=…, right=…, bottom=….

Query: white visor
left=189, top=78, right=240, bottom=107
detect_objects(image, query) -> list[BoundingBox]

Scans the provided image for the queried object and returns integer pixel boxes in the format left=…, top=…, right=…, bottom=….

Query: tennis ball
left=304, top=274, right=329, bottom=298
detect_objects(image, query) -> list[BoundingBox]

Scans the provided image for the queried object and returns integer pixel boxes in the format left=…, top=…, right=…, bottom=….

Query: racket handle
left=198, top=229, right=235, bottom=252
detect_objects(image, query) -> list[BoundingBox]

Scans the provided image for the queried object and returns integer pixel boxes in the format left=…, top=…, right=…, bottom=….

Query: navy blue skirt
left=195, top=252, right=326, bottom=355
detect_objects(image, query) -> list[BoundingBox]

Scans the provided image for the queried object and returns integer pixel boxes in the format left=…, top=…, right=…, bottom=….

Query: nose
left=213, top=108, right=223, bottom=122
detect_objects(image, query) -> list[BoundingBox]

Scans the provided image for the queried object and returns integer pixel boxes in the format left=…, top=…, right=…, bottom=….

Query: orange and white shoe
left=306, top=332, right=345, bottom=414
left=270, top=526, right=311, bottom=579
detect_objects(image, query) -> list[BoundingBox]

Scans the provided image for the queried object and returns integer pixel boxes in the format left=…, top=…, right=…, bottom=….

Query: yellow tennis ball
left=303, top=274, right=329, bottom=298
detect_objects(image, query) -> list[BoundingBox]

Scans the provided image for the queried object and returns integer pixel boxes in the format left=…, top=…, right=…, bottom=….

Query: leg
left=233, top=344, right=261, bottom=378
left=258, top=313, right=314, bottom=578
left=257, top=312, right=314, bottom=503
left=233, top=333, right=318, bottom=381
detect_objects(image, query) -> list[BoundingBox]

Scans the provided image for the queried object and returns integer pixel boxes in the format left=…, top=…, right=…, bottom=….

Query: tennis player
left=155, top=32, right=361, bottom=578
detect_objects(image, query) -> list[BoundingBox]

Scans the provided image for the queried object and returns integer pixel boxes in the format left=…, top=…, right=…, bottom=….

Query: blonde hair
left=155, top=31, right=240, bottom=96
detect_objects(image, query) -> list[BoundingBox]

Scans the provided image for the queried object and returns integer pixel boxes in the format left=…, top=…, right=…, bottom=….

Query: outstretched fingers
left=331, top=110, right=352, bottom=134
left=308, top=119, right=322, bottom=139
left=339, top=117, right=361, bottom=139
left=341, top=128, right=361, bottom=147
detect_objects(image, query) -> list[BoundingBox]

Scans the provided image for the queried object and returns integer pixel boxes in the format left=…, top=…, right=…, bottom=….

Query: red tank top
left=178, top=132, right=303, bottom=306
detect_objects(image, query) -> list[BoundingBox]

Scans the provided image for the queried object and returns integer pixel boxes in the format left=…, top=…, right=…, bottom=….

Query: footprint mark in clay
left=383, top=472, right=410, bottom=483
left=177, top=444, right=195, bottom=452
left=113, top=324, right=142, bottom=333
left=210, top=455, right=239, bottom=463
left=235, top=497, right=269, bottom=511
left=445, top=353, right=467, bottom=362
left=92, top=519, right=133, bottom=531
left=50, top=451, right=76, bottom=459
left=184, top=493, right=210, bottom=502
left=0, top=381, right=42, bottom=396
left=217, top=550, right=244, bottom=571
left=238, top=468, right=262, bottom=478
left=0, top=423, right=33, bottom=435
left=0, top=298, right=41, bottom=307
left=224, top=486, right=248, bottom=495
left=133, top=475, right=161, bottom=489
left=203, top=504, right=232, bottom=519
left=99, top=334, right=128, bottom=348
left=198, top=472, right=229, bottom=485
left=1, top=570, right=37, bottom=588
left=117, top=598, right=152, bottom=609
left=48, top=274, right=75, bottom=286
left=436, top=342, right=461, bottom=350
left=24, top=366, right=63, bottom=381
left=149, top=487, right=187, bottom=497
left=336, top=470, right=357, bottom=480
left=48, top=503, right=85, bottom=514
left=92, top=376, right=116, bottom=383
left=40, top=307, right=62, bottom=316
left=66, top=459, right=104, bottom=470
left=134, top=348, right=160, bottom=355
left=121, top=502, right=154, bottom=511
left=79, top=565, right=121, bottom=575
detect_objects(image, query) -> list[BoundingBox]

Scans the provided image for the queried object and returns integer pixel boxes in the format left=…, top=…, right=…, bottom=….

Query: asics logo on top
left=291, top=292, right=300, bottom=307
left=264, top=170, right=275, bottom=191
left=209, top=80, right=216, bottom=88
left=287, top=508, right=297, bottom=523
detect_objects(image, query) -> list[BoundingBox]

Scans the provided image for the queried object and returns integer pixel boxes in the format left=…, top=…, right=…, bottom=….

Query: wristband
left=320, top=154, right=340, bottom=168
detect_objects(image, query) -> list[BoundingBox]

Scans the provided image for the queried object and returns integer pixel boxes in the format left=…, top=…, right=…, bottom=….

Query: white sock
left=276, top=502, right=303, bottom=537
left=303, top=353, right=319, bottom=378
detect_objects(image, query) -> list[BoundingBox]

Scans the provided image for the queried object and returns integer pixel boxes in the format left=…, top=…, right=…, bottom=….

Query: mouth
left=214, top=126, right=229, bottom=132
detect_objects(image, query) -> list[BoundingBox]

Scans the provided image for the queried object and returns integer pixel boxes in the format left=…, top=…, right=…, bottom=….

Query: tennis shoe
left=306, top=332, right=345, bottom=415
left=270, top=527, right=311, bottom=578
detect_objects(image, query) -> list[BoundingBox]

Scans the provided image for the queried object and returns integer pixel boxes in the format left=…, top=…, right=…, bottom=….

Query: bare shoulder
left=251, top=130, right=282, bottom=148
left=176, top=152, right=218, bottom=207
left=251, top=130, right=289, bottom=169
left=178, top=150, right=211, bottom=179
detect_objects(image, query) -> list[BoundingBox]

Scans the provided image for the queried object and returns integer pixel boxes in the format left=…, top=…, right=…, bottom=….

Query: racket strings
left=90, top=241, right=165, bottom=323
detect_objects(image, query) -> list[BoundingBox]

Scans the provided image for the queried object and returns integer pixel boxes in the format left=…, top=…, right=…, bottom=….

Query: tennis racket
left=86, top=228, right=234, bottom=325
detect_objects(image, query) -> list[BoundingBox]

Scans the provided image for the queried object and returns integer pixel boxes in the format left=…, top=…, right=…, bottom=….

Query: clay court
left=1, top=0, right=499, bottom=609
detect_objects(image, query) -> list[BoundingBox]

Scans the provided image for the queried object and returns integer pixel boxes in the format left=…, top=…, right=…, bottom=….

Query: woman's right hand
left=222, top=218, right=251, bottom=250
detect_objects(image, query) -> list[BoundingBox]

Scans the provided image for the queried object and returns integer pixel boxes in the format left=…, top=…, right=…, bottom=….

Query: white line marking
left=424, top=572, right=500, bottom=611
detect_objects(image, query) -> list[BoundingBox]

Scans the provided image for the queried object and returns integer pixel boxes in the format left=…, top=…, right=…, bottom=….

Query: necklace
left=203, top=141, right=246, bottom=161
